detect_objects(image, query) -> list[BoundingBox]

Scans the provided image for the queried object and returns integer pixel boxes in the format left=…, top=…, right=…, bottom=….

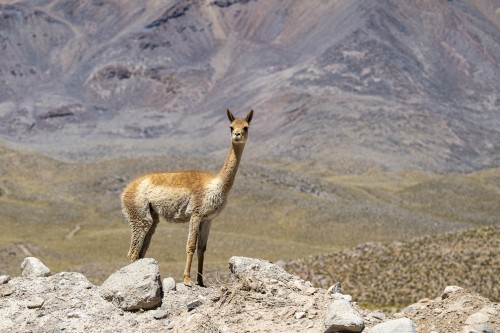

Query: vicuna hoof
left=183, top=277, right=194, bottom=287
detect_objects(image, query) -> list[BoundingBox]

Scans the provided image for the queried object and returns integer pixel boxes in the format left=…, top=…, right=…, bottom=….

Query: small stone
left=153, top=309, right=170, bottom=320
left=293, top=280, right=305, bottom=291
left=465, top=312, right=490, bottom=325
left=0, top=285, right=14, bottom=296
left=26, top=296, right=45, bottom=309
left=21, top=257, right=51, bottom=278
left=327, top=282, right=342, bottom=294
left=479, top=306, right=497, bottom=316
left=442, top=286, right=463, bottom=299
left=176, top=283, right=189, bottom=292
left=402, top=303, right=424, bottom=313
left=162, top=277, right=176, bottom=292
left=165, top=320, right=174, bottom=330
left=67, top=312, right=83, bottom=318
left=295, top=311, right=306, bottom=319
left=463, top=324, right=495, bottom=333
left=433, top=308, right=443, bottom=314
left=393, top=311, right=405, bottom=319
left=367, top=310, right=386, bottom=321
left=187, top=300, right=203, bottom=311
left=305, top=287, right=317, bottom=295
left=0, top=275, right=11, bottom=284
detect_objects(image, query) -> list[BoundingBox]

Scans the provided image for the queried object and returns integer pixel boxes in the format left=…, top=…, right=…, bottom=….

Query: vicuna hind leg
left=197, top=219, right=212, bottom=287
left=139, top=205, right=159, bottom=258
left=127, top=204, right=156, bottom=262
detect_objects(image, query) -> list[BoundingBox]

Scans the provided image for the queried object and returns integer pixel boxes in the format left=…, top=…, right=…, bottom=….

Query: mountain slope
left=0, top=0, right=498, bottom=171
left=286, top=225, right=500, bottom=307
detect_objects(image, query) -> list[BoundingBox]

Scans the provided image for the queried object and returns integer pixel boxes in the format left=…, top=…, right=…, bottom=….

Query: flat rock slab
left=99, top=258, right=162, bottom=311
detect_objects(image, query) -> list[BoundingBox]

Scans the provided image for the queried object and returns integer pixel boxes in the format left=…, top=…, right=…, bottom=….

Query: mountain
left=0, top=0, right=499, bottom=172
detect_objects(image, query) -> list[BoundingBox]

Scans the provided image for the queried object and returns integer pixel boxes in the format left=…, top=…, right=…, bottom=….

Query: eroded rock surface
left=0, top=257, right=498, bottom=333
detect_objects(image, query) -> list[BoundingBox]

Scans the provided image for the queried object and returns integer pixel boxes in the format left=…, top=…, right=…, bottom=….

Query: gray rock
left=465, top=311, right=490, bottom=325
left=442, top=285, right=463, bottom=299
left=176, top=283, right=189, bottom=292
left=463, top=323, right=495, bottom=333
left=324, top=299, right=365, bottom=333
left=99, top=258, right=162, bottom=311
left=187, top=299, right=203, bottom=311
left=20, top=257, right=51, bottom=278
left=369, top=318, right=416, bottom=333
left=163, top=277, right=176, bottom=292
left=153, top=309, right=170, bottom=320
left=0, top=275, right=11, bottom=284
left=26, top=296, right=45, bottom=309
left=295, top=311, right=306, bottom=319
left=228, top=256, right=294, bottom=283
left=0, top=284, right=14, bottom=296
left=367, top=310, right=386, bottom=321
left=331, top=292, right=353, bottom=303
left=327, top=282, right=342, bottom=294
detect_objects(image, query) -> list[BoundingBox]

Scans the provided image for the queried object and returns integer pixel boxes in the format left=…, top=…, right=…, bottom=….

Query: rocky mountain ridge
left=1, top=256, right=498, bottom=333
left=0, top=0, right=499, bottom=172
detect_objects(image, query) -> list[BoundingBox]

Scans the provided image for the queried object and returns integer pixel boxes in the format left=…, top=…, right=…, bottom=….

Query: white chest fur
left=202, top=178, right=227, bottom=219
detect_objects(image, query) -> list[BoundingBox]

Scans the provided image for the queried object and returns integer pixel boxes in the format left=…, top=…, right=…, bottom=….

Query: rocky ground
left=0, top=256, right=498, bottom=333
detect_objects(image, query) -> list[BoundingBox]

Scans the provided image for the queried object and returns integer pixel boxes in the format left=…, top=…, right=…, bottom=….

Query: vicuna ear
left=246, top=110, right=253, bottom=125
left=227, top=109, right=235, bottom=122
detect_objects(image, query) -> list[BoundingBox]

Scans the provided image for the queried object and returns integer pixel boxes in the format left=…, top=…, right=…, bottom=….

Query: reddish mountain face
left=0, top=0, right=499, bottom=172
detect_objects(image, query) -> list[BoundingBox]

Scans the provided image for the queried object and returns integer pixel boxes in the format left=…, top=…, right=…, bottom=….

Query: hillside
left=1, top=143, right=499, bottom=286
left=286, top=225, right=500, bottom=307
left=0, top=0, right=499, bottom=172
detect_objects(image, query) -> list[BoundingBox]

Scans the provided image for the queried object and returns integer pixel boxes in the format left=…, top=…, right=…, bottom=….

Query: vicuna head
left=227, top=109, right=253, bottom=144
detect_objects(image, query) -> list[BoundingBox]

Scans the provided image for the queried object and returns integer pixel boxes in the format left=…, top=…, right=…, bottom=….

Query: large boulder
left=324, top=299, right=365, bottom=333
left=99, top=258, right=162, bottom=311
left=20, top=257, right=51, bottom=278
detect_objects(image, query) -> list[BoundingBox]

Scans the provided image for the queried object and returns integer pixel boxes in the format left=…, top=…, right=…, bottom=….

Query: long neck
left=218, top=142, right=245, bottom=192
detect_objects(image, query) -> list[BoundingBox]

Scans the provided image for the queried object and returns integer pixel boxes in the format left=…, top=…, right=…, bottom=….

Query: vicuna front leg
left=183, top=214, right=202, bottom=286
left=197, top=219, right=212, bottom=287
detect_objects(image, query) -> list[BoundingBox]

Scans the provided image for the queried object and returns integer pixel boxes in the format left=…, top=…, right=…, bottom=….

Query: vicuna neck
left=218, top=142, right=245, bottom=192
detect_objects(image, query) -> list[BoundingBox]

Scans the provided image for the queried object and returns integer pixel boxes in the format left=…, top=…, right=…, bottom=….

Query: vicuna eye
left=230, top=126, right=234, bottom=131
left=243, top=126, right=248, bottom=132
